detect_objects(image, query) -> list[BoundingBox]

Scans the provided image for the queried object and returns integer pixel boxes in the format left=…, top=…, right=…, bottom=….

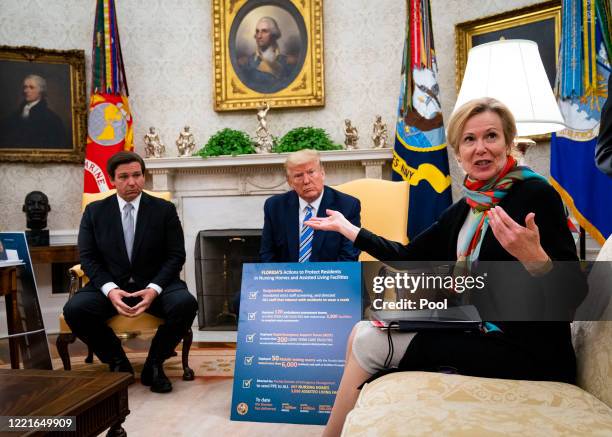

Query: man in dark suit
left=0, top=74, right=67, bottom=148
left=260, top=149, right=361, bottom=262
left=63, top=151, right=197, bottom=393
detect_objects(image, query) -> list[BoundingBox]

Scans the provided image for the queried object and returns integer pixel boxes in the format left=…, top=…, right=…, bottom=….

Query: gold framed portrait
left=0, top=45, right=87, bottom=163
left=455, top=0, right=561, bottom=93
left=212, top=0, right=324, bottom=111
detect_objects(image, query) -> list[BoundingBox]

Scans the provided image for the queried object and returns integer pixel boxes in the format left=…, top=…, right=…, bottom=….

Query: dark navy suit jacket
left=0, top=99, right=67, bottom=148
left=260, top=186, right=361, bottom=262
left=78, top=192, right=186, bottom=293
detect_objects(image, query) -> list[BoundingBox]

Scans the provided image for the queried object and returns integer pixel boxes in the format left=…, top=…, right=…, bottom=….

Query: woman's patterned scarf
left=457, top=155, right=548, bottom=268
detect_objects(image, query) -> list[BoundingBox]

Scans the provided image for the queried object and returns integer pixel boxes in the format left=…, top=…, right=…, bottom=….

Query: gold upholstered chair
left=334, top=178, right=410, bottom=313
left=57, top=189, right=194, bottom=380
left=333, top=178, right=410, bottom=261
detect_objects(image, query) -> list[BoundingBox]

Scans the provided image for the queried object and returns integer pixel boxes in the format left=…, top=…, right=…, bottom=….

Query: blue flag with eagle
left=392, top=0, right=452, bottom=240
left=551, top=0, right=612, bottom=245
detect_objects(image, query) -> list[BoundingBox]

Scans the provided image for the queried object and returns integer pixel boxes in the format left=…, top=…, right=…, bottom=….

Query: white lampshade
left=454, top=39, right=565, bottom=136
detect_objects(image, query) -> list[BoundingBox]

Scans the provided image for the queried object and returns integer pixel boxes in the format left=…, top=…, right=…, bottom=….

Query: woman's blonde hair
left=447, top=97, right=517, bottom=154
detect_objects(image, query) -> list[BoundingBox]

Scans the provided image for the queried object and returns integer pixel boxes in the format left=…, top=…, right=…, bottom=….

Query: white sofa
left=342, top=238, right=612, bottom=436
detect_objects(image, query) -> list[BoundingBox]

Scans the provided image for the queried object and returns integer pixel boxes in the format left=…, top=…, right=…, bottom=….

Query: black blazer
left=595, top=73, right=612, bottom=175
left=78, top=192, right=186, bottom=292
left=0, top=99, right=67, bottom=148
left=260, top=186, right=361, bottom=262
left=356, top=178, right=588, bottom=383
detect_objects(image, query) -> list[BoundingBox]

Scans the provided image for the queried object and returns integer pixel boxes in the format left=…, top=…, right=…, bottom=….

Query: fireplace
left=144, top=150, right=392, bottom=339
left=194, top=229, right=261, bottom=330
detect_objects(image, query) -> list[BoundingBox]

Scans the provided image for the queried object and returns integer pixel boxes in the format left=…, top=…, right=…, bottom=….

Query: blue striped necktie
left=299, top=205, right=314, bottom=263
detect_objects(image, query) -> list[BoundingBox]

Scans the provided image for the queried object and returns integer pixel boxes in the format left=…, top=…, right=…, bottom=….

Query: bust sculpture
left=23, top=190, right=51, bottom=246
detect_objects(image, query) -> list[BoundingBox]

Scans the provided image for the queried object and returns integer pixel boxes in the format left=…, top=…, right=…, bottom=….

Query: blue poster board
left=231, top=262, right=362, bottom=425
left=0, top=232, right=52, bottom=369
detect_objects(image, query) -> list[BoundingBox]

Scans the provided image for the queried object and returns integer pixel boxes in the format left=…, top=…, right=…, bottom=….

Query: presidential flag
left=83, top=0, right=133, bottom=194
left=551, top=0, right=612, bottom=245
left=392, top=0, right=452, bottom=240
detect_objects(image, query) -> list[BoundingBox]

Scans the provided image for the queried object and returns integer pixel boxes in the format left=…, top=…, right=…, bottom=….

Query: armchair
left=341, top=237, right=612, bottom=435
left=334, top=178, right=410, bottom=317
left=333, top=178, right=410, bottom=261
left=57, top=189, right=194, bottom=381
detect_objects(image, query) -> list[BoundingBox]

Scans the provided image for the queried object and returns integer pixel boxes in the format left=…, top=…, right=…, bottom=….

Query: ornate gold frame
left=0, top=45, right=86, bottom=163
left=455, top=1, right=561, bottom=93
left=212, top=0, right=324, bottom=111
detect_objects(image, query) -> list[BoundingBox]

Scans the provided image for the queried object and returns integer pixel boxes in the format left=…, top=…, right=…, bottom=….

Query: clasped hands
left=108, top=287, right=157, bottom=317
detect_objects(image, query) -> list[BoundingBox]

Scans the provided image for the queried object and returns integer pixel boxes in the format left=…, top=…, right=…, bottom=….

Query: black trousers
left=396, top=327, right=576, bottom=384
left=63, top=280, right=198, bottom=365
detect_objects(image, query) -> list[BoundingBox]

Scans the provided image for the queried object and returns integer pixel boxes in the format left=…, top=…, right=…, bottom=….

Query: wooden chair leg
left=106, top=419, right=127, bottom=437
left=56, top=333, right=76, bottom=370
left=85, top=342, right=94, bottom=364
left=181, top=328, right=194, bottom=381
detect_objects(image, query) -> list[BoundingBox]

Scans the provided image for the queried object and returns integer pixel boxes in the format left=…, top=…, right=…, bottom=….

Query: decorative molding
left=238, top=173, right=248, bottom=195
left=147, top=168, right=174, bottom=175
left=245, top=175, right=288, bottom=191
left=362, top=159, right=387, bottom=179
left=145, top=149, right=392, bottom=172
left=146, top=150, right=392, bottom=194
left=49, top=229, right=78, bottom=245
left=361, top=159, right=387, bottom=167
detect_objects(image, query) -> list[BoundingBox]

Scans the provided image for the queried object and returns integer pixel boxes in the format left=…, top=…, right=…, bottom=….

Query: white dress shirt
left=21, top=100, right=40, bottom=118
left=101, top=193, right=162, bottom=297
left=298, top=191, right=324, bottom=236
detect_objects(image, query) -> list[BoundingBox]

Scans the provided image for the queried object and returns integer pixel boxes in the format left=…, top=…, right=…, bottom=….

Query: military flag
left=83, top=0, right=133, bottom=194
left=392, top=0, right=452, bottom=240
left=551, top=0, right=612, bottom=245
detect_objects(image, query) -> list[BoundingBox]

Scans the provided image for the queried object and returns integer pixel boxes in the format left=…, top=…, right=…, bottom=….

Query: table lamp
left=454, top=39, right=565, bottom=154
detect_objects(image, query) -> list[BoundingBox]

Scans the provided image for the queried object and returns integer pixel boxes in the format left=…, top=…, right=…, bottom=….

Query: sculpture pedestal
left=25, top=229, right=49, bottom=247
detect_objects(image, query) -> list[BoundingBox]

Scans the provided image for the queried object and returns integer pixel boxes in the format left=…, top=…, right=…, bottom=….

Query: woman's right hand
left=305, top=209, right=361, bottom=242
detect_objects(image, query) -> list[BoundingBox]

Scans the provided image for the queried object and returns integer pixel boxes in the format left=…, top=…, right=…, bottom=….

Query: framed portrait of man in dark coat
left=213, top=0, right=324, bottom=111
left=0, top=46, right=86, bottom=163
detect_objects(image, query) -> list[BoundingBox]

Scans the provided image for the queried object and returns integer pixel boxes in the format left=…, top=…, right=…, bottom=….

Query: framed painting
left=212, top=0, right=324, bottom=111
left=0, top=46, right=86, bottom=163
left=455, top=0, right=561, bottom=93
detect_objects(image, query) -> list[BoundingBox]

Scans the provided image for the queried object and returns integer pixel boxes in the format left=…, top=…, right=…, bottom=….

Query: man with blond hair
left=260, top=149, right=361, bottom=262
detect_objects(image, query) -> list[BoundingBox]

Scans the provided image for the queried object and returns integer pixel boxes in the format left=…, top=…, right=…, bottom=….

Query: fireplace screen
left=194, top=229, right=261, bottom=330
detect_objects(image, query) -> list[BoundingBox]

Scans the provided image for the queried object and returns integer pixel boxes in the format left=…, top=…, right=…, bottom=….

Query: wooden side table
left=1, top=263, right=53, bottom=370
left=0, top=264, right=20, bottom=369
left=29, top=245, right=79, bottom=264
left=0, top=369, right=131, bottom=436
left=29, top=245, right=79, bottom=294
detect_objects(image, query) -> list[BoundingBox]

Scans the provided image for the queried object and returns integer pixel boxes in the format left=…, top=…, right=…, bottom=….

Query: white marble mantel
left=143, top=148, right=393, bottom=335
left=145, top=148, right=393, bottom=192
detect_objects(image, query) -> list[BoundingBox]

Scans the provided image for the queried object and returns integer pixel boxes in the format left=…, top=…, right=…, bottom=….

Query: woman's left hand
left=487, top=206, right=550, bottom=265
